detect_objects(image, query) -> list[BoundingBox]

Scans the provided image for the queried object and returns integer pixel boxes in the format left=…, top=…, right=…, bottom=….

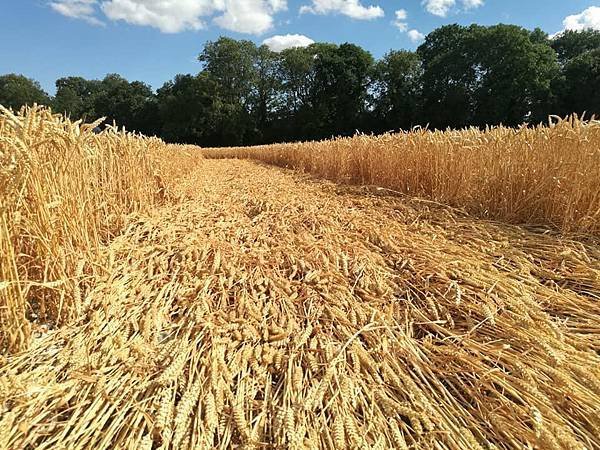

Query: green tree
left=199, top=37, right=257, bottom=106
left=554, top=48, right=600, bottom=118
left=552, top=29, right=600, bottom=64
left=274, top=45, right=318, bottom=141
left=198, top=37, right=259, bottom=144
left=550, top=29, right=600, bottom=118
left=371, top=50, right=423, bottom=132
left=270, top=43, right=375, bottom=141
left=0, top=74, right=50, bottom=111
left=418, top=25, right=478, bottom=129
left=278, top=46, right=315, bottom=115
left=92, top=74, right=158, bottom=134
left=7, top=24, right=594, bottom=144
left=53, top=76, right=100, bottom=120
left=419, top=24, right=558, bottom=128
left=310, top=43, right=374, bottom=136
left=157, top=73, right=222, bottom=145
left=250, top=45, right=282, bottom=143
left=471, top=25, right=558, bottom=126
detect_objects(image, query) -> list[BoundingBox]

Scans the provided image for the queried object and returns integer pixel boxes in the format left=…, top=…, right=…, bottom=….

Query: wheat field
left=203, top=118, right=600, bottom=235
left=1, top=107, right=599, bottom=449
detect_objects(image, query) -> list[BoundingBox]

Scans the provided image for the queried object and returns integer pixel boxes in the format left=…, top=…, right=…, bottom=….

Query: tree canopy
left=2, top=26, right=600, bottom=146
left=0, top=74, right=50, bottom=111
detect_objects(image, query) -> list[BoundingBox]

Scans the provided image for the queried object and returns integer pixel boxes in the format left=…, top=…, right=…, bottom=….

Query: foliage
left=157, top=72, right=242, bottom=146
left=551, top=32, right=600, bottom=119
left=53, top=76, right=100, bottom=120
left=418, top=24, right=558, bottom=128
left=558, top=48, right=600, bottom=118
left=0, top=74, right=50, bottom=111
left=418, top=24, right=477, bottom=128
left=1, top=28, right=600, bottom=144
left=371, top=50, right=423, bottom=132
left=551, top=29, right=600, bottom=64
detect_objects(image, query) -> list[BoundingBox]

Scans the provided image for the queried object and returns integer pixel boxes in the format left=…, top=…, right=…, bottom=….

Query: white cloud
left=462, top=0, right=483, bottom=10
left=49, top=0, right=105, bottom=25
left=562, top=6, right=600, bottom=32
left=262, top=34, right=314, bottom=52
left=51, top=0, right=287, bottom=34
left=394, top=22, right=408, bottom=32
left=551, top=6, right=600, bottom=38
left=407, top=29, right=425, bottom=43
left=213, top=0, right=283, bottom=34
left=393, top=9, right=408, bottom=32
left=391, top=9, right=426, bottom=43
left=300, top=0, right=384, bottom=20
left=422, top=0, right=482, bottom=17
left=394, top=8, right=407, bottom=20
left=101, top=0, right=210, bottom=32
left=422, top=0, right=454, bottom=17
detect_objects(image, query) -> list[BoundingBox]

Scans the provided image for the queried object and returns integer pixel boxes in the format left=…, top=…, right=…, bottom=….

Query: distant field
left=204, top=119, right=600, bottom=235
left=1, top=107, right=599, bottom=449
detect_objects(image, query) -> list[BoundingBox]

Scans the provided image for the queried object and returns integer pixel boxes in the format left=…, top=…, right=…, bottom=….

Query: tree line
left=2, top=25, right=600, bottom=146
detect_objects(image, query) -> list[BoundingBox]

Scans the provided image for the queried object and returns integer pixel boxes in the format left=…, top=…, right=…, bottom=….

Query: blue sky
left=2, top=1, right=600, bottom=94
